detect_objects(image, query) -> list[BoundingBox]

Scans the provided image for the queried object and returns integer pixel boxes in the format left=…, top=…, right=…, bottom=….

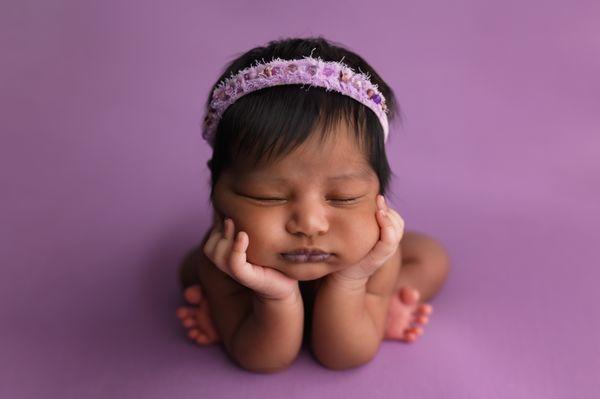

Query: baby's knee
left=403, top=232, right=450, bottom=267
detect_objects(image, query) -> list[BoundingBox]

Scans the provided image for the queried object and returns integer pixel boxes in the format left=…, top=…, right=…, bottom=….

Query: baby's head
left=202, top=37, right=400, bottom=281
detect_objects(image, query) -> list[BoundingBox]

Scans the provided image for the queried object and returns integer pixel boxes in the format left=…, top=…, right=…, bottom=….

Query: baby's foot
left=384, top=286, right=433, bottom=343
left=176, top=285, right=221, bottom=346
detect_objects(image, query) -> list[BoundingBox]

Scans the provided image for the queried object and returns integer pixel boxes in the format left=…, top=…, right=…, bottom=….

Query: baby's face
left=212, top=126, right=382, bottom=281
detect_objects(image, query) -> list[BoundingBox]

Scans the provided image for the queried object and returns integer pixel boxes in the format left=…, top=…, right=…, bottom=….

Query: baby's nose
left=286, top=207, right=329, bottom=237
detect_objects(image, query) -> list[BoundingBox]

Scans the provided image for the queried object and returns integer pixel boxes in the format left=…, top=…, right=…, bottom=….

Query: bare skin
left=177, top=229, right=449, bottom=345
left=176, top=124, right=450, bottom=370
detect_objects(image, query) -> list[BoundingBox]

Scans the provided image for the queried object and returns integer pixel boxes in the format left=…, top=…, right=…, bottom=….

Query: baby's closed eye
left=240, top=193, right=367, bottom=206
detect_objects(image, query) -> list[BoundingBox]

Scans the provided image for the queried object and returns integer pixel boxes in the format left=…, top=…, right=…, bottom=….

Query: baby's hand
left=330, top=195, right=404, bottom=285
left=203, top=216, right=299, bottom=301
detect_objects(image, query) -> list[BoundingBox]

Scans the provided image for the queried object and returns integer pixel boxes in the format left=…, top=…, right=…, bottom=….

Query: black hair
left=202, top=36, right=401, bottom=203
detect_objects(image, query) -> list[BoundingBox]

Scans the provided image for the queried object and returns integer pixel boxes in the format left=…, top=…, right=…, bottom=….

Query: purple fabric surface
left=1, top=1, right=599, bottom=398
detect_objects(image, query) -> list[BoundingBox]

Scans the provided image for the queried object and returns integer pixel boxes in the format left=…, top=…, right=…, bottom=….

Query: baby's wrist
left=253, top=285, right=302, bottom=306
left=325, top=272, right=369, bottom=293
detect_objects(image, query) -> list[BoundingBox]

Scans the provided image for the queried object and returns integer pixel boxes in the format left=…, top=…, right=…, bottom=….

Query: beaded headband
left=201, top=55, right=390, bottom=147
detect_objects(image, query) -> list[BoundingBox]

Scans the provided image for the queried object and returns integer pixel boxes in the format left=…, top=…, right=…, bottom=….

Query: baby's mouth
left=280, top=250, right=333, bottom=263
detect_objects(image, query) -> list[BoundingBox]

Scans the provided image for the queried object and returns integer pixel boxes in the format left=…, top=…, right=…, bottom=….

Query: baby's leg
left=176, top=245, right=221, bottom=345
left=396, top=231, right=450, bottom=302
left=384, top=231, right=450, bottom=342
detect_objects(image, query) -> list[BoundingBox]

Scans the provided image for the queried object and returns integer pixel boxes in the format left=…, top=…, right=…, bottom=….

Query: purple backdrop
left=2, top=0, right=599, bottom=398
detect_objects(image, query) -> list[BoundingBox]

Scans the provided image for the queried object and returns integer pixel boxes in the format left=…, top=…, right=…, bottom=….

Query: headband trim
left=202, top=55, right=390, bottom=147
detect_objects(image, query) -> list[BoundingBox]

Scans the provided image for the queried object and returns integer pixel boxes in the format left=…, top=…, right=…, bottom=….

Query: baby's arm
left=311, top=195, right=404, bottom=369
left=200, top=218, right=304, bottom=373
left=200, top=262, right=304, bottom=372
left=311, top=250, right=400, bottom=369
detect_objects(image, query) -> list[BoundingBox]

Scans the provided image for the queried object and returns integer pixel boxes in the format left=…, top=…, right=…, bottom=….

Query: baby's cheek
left=339, top=213, right=380, bottom=261
left=236, top=219, right=280, bottom=266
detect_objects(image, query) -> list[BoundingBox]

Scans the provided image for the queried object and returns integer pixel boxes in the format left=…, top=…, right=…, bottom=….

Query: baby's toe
left=195, top=332, right=212, bottom=345
left=176, top=307, right=188, bottom=319
left=399, top=287, right=420, bottom=305
left=188, top=328, right=218, bottom=346
left=403, top=326, right=423, bottom=342
left=413, top=314, right=429, bottom=326
left=385, top=318, right=407, bottom=340
left=176, top=306, right=197, bottom=319
left=187, top=328, right=200, bottom=340
left=183, top=285, right=204, bottom=305
left=403, top=332, right=417, bottom=342
left=182, top=317, right=197, bottom=328
left=417, top=303, right=433, bottom=316
left=407, top=326, right=423, bottom=336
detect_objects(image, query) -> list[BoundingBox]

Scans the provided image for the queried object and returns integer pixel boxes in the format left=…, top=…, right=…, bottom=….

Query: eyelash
left=250, top=196, right=360, bottom=204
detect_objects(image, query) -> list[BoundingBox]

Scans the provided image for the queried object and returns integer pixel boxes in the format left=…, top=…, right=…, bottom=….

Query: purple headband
left=201, top=55, right=390, bottom=147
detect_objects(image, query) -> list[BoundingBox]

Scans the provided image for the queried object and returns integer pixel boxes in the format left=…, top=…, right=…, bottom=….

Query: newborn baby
left=176, top=37, right=450, bottom=372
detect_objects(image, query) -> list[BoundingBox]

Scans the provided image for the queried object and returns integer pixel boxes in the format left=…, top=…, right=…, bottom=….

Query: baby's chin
left=281, top=267, right=334, bottom=281
left=253, top=255, right=352, bottom=281
left=247, top=257, right=340, bottom=281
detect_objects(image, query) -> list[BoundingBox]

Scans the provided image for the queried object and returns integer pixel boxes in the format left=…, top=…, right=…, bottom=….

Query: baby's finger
left=365, top=208, right=399, bottom=265
left=377, top=207, right=398, bottom=246
left=203, top=225, right=223, bottom=259
left=376, top=194, right=386, bottom=211
left=227, top=231, right=255, bottom=284
left=386, top=208, right=405, bottom=240
left=213, top=212, right=224, bottom=233
left=222, top=218, right=234, bottom=240
left=212, top=219, right=236, bottom=269
left=228, top=232, right=276, bottom=295
left=377, top=196, right=403, bottom=238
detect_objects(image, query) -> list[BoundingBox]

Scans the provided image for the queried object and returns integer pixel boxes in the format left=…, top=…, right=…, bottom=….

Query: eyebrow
left=255, top=170, right=374, bottom=183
